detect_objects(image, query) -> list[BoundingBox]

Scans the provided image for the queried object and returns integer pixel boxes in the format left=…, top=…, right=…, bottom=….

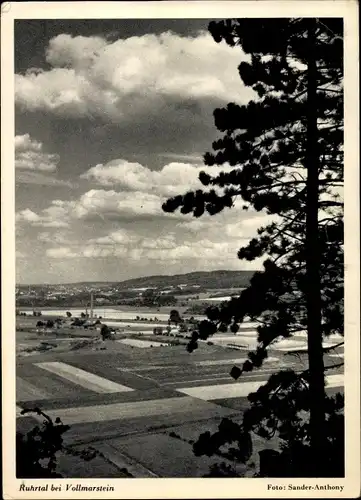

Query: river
left=18, top=307, right=204, bottom=322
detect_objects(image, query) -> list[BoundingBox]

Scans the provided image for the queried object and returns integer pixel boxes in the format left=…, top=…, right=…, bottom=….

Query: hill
left=18, top=270, right=256, bottom=290
left=116, top=270, right=255, bottom=290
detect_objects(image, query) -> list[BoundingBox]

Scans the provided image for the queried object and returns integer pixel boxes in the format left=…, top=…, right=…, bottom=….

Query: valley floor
left=16, top=318, right=344, bottom=478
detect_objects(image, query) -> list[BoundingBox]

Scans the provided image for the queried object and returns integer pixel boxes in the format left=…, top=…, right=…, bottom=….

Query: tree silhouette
left=142, top=288, right=157, bottom=307
left=163, top=18, right=343, bottom=477
left=100, top=324, right=112, bottom=340
left=17, top=408, right=97, bottom=478
left=169, top=309, right=183, bottom=325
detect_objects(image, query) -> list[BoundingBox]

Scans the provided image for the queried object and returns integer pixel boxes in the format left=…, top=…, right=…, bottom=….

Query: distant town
left=15, top=270, right=254, bottom=311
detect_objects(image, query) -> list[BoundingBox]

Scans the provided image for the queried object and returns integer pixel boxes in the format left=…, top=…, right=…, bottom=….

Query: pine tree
left=163, top=18, right=343, bottom=476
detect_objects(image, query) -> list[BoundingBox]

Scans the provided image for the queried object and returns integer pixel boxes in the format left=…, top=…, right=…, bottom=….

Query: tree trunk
left=306, top=19, right=326, bottom=476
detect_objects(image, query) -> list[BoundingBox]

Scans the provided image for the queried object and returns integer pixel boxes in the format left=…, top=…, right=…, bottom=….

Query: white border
left=2, top=2, right=360, bottom=498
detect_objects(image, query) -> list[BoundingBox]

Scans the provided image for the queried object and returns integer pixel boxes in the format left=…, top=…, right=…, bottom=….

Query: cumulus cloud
left=44, top=225, right=263, bottom=272
left=16, top=148, right=274, bottom=277
left=17, top=153, right=241, bottom=229
left=89, top=229, right=140, bottom=246
left=80, top=158, right=234, bottom=197
left=16, top=208, right=40, bottom=223
left=16, top=186, right=182, bottom=229
left=15, top=32, right=253, bottom=122
left=46, top=245, right=129, bottom=259
left=72, top=189, right=174, bottom=220
left=46, top=247, right=78, bottom=259
left=17, top=153, right=275, bottom=253
left=15, top=134, right=60, bottom=172
left=38, top=231, right=72, bottom=244
left=15, top=134, right=42, bottom=152
left=16, top=207, right=69, bottom=228
left=45, top=231, right=236, bottom=262
left=17, top=150, right=273, bottom=273
left=177, top=206, right=277, bottom=239
left=41, top=205, right=268, bottom=270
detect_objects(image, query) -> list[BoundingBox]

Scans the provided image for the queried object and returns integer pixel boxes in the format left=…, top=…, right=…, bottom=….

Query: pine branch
left=319, top=201, right=343, bottom=207
left=284, top=349, right=308, bottom=358
left=322, top=341, right=344, bottom=353
left=317, top=88, right=343, bottom=94
left=324, top=362, right=344, bottom=371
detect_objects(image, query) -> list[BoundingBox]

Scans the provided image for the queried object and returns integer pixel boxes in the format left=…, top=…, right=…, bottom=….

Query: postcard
left=2, top=1, right=360, bottom=498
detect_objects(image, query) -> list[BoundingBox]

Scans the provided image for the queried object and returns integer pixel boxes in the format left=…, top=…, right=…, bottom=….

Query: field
left=16, top=307, right=344, bottom=478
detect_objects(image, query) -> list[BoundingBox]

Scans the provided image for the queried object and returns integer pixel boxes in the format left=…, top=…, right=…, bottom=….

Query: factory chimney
left=90, top=292, right=94, bottom=320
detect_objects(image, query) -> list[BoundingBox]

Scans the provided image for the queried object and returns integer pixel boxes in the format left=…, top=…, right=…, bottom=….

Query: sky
left=15, top=18, right=269, bottom=284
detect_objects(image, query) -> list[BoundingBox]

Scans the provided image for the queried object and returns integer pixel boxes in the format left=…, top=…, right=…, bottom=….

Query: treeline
left=184, top=303, right=209, bottom=315
left=16, top=293, right=179, bottom=309
left=126, top=290, right=177, bottom=307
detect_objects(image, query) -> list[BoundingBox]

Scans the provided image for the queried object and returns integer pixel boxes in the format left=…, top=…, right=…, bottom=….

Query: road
left=16, top=328, right=344, bottom=477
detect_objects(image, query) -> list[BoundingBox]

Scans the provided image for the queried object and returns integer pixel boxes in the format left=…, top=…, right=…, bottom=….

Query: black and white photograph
left=2, top=1, right=360, bottom=497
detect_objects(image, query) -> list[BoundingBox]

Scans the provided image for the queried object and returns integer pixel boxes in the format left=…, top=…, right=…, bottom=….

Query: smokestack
left=90, top=292, right=94, bottom=320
